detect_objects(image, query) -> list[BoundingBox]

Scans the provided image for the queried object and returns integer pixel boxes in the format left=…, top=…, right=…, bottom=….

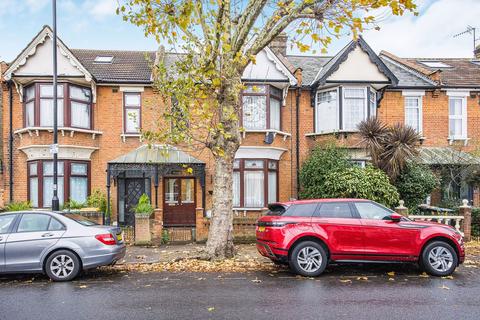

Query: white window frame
left=315, top=88, right=339, bottom=134
left=402, top=90, right=425, bottom=134
left=447, top=91, right=468, bottom=140
left=342, top=86, right=368, bottom=131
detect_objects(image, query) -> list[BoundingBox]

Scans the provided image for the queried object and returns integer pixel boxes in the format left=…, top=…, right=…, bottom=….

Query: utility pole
left=51, top=0, right=60, bottom=211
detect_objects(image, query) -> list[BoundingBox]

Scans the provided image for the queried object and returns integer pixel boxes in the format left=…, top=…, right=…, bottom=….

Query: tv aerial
left=454, top=26, right=479, bottom=53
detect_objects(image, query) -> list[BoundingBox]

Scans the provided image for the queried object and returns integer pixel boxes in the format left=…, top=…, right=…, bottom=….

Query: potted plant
left=134, top=193, right=154, bottom=218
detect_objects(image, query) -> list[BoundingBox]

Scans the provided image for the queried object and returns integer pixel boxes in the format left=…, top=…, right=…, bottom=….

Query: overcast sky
left=0, top=0, right=479, bottom=62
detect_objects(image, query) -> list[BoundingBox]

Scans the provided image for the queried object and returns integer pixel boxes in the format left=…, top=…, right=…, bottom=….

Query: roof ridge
left=379, top=50, right=435, bottom=76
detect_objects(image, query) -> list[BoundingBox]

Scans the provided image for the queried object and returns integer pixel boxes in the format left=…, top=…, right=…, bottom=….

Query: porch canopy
left=105, top=145, right=206, bottom=223
left=417, top=147, right=480, bottom=166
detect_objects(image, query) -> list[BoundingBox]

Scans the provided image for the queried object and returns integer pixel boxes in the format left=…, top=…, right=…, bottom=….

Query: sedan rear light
left=95, top=233, right=116, bottom=245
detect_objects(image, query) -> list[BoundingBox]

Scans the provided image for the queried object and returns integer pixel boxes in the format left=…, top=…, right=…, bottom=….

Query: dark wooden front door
left=124, top=178, right=146, bottom=226
left=163, top=178, right=196, bottom=226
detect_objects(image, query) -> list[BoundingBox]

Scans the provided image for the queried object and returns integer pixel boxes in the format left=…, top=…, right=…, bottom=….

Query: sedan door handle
left=42, top=232, right=54, bottom=237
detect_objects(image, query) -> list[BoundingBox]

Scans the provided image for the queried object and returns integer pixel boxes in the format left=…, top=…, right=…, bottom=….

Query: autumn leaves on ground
left=112, top=241, right=480, bottom=274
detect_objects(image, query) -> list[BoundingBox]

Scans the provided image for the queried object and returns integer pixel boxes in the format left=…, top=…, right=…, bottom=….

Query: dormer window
left=93, top=56, right=114, bottom=64
left=23, top=83, right=92, bottom=130
left=419, top=61, right=452, bottom=68
left=241, top=84, right=282, bottom=131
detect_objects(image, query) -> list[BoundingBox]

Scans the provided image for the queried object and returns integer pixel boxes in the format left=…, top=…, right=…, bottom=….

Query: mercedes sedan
left=0, top=211, right=125, bottom=281
left=256, top=199, right=465, bottom=277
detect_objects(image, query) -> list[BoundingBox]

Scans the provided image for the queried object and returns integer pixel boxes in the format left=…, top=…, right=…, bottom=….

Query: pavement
left=1, top=243, right=479, bottom=320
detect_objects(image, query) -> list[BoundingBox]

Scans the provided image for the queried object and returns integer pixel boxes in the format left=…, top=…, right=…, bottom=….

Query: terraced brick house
left=1, top=26, right=480, bottom=241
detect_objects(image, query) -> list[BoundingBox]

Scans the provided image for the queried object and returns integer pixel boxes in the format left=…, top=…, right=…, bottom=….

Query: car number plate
left=258, top=226, right=265, bottom=232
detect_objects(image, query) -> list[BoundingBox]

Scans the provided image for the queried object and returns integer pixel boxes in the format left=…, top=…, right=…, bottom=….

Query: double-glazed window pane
left=449, top=98, right=465, bottom=138
left=405, top=97, right=421, bottom=132
left=40, top=99, right=64, bottom=127
left=343, top=89, right=365, bottom=131
left=243, top=85, right=267, bottom=94
left=25, top=86, right=35, bottom=101
left=315, top=90, right=338, bottom=133
left=71, top=102, right=90, bottom=128
left=268, top=171, right=277, bottom=203
left=181, top=179, right=194, bottom=203
left=244, top=171, right=264, bottom=207
left=369, top=91, right=377, bottom=117
left=242, top=95, right=266, bottom=130
left=40, top=84, right=63, bottom=97
left=70, top=86, right=90, bottom=102
left=25, top=101, right=35, bottom=127
left=232, top=172, right=240, bottom=207
left=245, top=160, right=264, bottom=169
left=270, top=98, right=281, bottom=130
left=42, top=162, right=64, bottom=207
left=126, top=108, right=140, bottom=133
left=165, top=179, right=179, bottom=203
left=70, top=177, right=88, bottom=203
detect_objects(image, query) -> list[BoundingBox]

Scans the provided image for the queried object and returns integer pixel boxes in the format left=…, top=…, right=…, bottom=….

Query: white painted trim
left=404, top=95, right=423, bottom=134
left=402, top=90, right=425, bottom=96
left=342, top=86, right=368, bottom=131
left=235, top=146, right=287, bottom=160
left=448, top=96, right=468, bottom=140
left=18, top=145, right=99, bottom=161
left=262, top=47, right=298, bottom=85
left=4, top=26, right=92, bottom=82
left=446, top=90, right=470, bottom=97
left=314, top=87, right=340, bottom=134
left=119, top=86, right=145, bottom=92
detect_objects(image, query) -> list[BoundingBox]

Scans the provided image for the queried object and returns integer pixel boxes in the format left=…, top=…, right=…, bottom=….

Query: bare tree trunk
left=205, top=153, right=236, bottom=259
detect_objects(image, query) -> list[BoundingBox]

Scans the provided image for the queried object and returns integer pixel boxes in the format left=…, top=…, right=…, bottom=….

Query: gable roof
left=3, top=25, right=92, bottom=82
left=379, top=55, right=437, bottom=87
left=286, top=55, right=332, bottom=86
left=310, top=36, right=398, bottom=87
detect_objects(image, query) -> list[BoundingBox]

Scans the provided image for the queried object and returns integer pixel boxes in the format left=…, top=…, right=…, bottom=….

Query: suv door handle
left=41, top=232, right=54, bottom=237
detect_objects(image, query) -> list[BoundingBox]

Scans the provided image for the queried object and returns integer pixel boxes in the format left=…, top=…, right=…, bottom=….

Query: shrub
left=472, top=208, right=480, bottom=238
left=63, top=199, right=86, bottom=210
left=134, top=193, right=154, bottom=216
left=5, top=201, right=32, bottom=212
left=322, top=165, right=400, bottom=208
left=87, top=189, right=110, bottom=215
left=395, top=162, right=439, bottom=213
left=299, top=144, right=351, bottom=199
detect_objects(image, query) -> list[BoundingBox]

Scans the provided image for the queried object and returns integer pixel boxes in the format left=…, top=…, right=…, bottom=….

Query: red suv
left=256, top=199, right=465, bottom=277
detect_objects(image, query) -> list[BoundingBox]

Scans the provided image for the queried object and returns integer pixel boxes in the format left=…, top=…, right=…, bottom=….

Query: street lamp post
left=51, top=0, right=60, bottom=211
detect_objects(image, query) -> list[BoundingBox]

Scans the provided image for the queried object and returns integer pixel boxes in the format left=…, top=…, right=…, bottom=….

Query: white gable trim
left=235, top=146, right=287, bottom=160
left=4, top=26, right=92, bottom=82
left=262, top=47, right=297, bottom=85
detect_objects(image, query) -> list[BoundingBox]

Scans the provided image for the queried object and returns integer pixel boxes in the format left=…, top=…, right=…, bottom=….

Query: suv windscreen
left=63, top=213, right=99, bottom=226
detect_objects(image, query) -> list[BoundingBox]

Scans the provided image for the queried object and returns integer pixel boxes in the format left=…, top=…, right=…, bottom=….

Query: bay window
left=314, top=86, right=374, bottom=133
left=28, top=160, right=90, bottom=208
left=242, top=85, right=282, bottom=131
left=404, top=96, right=422, bottom=133
left=233, top=159, right=278, bottom=208
left=124, top=93, right=141, bottom=133
left=448, top=96, right=467, bottom=139
left=23, top=83, right=92, bottom=129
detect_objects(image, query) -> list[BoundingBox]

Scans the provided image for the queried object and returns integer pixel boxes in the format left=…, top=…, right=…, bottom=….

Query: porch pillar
left=154, top=165, right=159, bottom=208
left=105, top=166, right=111, bottom=225
left=459, top=199, right=472, bottom=242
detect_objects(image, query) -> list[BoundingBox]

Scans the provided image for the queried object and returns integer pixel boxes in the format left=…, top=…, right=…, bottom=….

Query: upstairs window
left=315, top=86, right=373, bottom=133
left=242, top=85, right=282, bottom=131
left=124, top=93, right=141, bottom=133
left=23, top=83, right=92, bottom=129
left=448, top=96, right=467, bottom=139
left=404, top=96, right=423, bottom=133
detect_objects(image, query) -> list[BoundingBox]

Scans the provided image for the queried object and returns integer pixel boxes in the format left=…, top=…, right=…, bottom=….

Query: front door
left=163, top=178, right=196, bottom=226
left=124, top=178, right=148, bottom=227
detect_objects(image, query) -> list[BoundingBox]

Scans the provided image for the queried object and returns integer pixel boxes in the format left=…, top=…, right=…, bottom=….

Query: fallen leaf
left=207, top=307, right=215, bottom=312
left=251, top=278, right=262, bottom=283
left=387, top=271, right=395, bottom=277
left=441, top=275, right=454, bottom=280
left=419, top=272, right=429, bottom=278
left=356, top=276, right=368, bottom=281
left=339, top=279, right=352, bottom=283
left=388, top=278, right=395, bottom=281
left=439, top=285, right=450, bottom=290
left=78, top=285, right=87, bottom=289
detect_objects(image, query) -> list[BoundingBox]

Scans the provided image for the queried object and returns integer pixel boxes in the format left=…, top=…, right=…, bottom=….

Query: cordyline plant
left=358, top=117, right=421, bottom=181
left=119, top=0, right=417, bottom=259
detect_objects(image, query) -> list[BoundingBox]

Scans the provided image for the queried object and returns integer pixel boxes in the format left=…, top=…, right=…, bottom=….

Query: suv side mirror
left=389, top=213, right=403, bottom=222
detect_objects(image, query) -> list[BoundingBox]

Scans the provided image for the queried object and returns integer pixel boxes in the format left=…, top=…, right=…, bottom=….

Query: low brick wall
left=135, top=215, right=151, bottom=245
left=195, top=210, right=259, bottom=243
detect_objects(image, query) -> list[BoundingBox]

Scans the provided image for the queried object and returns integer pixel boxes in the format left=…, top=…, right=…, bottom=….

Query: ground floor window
left=28, top=160, right=90, bottom=208
left=233, top=159, right=278, bottom=208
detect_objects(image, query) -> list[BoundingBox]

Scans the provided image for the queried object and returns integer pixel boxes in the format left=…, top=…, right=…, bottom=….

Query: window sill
left=448, top=137, right=470, bottom=146
left=14, top=127, right=102, bottom=139
left=305, top=130, right=358, bottom=137
left=120, top=133, right=143, bottom=142
left=242, top=129, right=291, bottom=141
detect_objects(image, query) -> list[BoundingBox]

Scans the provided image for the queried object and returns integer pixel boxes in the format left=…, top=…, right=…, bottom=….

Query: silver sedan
left=0, top=211, right=126, bottom=281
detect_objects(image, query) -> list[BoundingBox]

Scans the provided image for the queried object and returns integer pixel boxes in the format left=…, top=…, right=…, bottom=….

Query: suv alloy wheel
left=289, top=241, right=328, bottom=277
left=421, top=241, right=458, bottom=277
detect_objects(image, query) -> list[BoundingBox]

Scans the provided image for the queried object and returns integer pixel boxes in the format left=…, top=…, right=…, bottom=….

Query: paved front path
left=1, top=262, right=479, bottom=320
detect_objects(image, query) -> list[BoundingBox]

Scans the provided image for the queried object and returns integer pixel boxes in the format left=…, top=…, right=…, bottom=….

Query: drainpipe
left=295, top=88, right=300, bottom=199
left=8, top=81, right=13, bottom=202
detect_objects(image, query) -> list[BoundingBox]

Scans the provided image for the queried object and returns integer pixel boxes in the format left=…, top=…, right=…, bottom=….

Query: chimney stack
left=475, top=44, right=480, bottom=59
left=270, top=33, right=288, bottom=57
